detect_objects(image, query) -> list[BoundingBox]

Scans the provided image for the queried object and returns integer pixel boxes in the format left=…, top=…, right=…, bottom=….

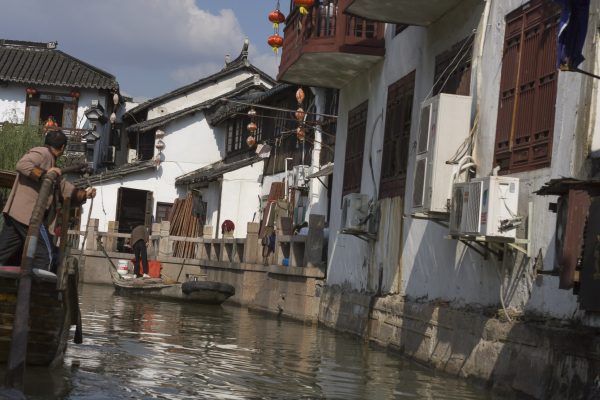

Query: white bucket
left=117, top=259, right=129, bottom=275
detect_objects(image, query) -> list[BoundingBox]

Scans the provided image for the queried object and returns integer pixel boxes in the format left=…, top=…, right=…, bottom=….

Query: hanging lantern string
left=230, top=112, right=337, bottom=137
left=222, top=98, right=338, bottom=119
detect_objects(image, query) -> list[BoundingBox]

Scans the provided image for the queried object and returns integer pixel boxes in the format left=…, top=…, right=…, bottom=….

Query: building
left=277, top=0, right=600, bottom=397
left=79, top=41, right=276, bottom=241
left=0, top=39, right=121, bottom=168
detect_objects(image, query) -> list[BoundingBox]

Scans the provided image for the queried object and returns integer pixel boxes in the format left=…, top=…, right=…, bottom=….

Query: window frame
left=379, top=71, right=415, bottom=200
left=342, top=100, right=368, bottom=199
left=493, top=0, right=560, bottom=174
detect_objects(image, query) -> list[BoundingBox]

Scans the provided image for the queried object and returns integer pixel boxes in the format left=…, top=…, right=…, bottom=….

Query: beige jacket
left=3, top=146, right=85, bottom=228
left=131, top=225, right=149, bottom=245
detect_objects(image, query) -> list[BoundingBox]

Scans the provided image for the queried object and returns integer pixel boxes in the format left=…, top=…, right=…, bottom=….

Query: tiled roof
left=127, top=40, right=276, bottom=116
left=74, top=160, right=156, bottom=186
left=176, top=156, right=262, bottom=186
left=0, top=39, right=119, bottom=90
left=127, top=82, right=268, bottom=134
left=206, top=83, right=292, bottom=126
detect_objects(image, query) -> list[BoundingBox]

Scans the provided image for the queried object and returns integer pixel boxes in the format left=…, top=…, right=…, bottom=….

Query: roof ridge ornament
left=242, top=38, right=249, bottom=66
left=47, top=41, right=57, bottom=49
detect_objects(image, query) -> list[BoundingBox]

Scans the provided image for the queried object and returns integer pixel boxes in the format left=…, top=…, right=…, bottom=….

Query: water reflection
left=9, top=284, right=509, bottom=399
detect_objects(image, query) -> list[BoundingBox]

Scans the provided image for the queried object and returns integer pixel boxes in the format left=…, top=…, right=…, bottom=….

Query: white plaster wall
left=81, top=112, right=223, bottom=231
left=0, top=86, right=25, bottom=122
left=220, top=162, right=264, bottom=238
left=327, top=0, right=586, bottom=318
left=147, top=72, right=273, bottom=119
left=200, top=181, right=221, bottom=239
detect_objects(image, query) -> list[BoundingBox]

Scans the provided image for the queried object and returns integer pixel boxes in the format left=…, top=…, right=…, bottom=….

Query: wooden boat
left=112, top=276, right=236, bottom=305
left=0, top=264, right=80, bottom=367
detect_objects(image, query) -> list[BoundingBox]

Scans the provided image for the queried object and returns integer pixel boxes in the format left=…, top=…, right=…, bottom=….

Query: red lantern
left=247, top=135, right=257, bottom=148
left=247, top=121, right=258, bottom=134
left=296, top=127, right=306, bottom=141
left=26, top=88, right=37, bottom=98
left=294, top=0, right=314, bottom=15
left=268, top=9, right=286, bottom=28
left=295, top=88, right=305, bottom=104
left=295, top=107, right=305, bottom=122
left=268, top=34, right=283, bottom=53
left=69, top=91, right=80, bottom=98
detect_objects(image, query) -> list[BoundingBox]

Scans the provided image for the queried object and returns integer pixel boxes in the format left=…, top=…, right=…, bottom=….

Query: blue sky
left=0, top=0, right=285, bottom=99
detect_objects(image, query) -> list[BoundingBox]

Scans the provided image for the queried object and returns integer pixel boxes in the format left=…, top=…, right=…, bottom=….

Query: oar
left=4, top=170, right=60, bottom=392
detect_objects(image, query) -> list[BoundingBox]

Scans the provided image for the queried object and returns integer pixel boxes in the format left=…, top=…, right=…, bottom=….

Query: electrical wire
left=223, top=98, right=338, bottom=119
left=424, top=29, right=477, bottom=101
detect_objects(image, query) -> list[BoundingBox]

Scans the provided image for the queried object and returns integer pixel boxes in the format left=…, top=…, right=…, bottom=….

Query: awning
left=306, top=163, right=333, bottom=179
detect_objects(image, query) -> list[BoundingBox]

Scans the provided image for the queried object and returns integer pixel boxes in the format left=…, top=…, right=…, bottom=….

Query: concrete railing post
left=150, top=222, right=161, bottom=259
left=159, top=220, right=172, bottom=257
left=244, top=222, right=260, bottom=264
left=305, top=214, right=325, bottom=268
left=85, top=218, right=99, bottom=251
left=105, top=220, right=118, bottom=252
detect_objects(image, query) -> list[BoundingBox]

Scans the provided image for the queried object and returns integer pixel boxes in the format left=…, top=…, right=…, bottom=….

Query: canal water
left=15, top=284, right=515, bottom=399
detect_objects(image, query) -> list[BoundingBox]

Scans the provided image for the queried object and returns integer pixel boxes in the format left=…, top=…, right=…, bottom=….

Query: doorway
left=116, top=187, right=153, bottom=251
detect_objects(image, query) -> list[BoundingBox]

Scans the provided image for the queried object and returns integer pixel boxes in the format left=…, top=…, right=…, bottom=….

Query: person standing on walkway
left=131, top=224, right=150, bottom=278
left=0, top=130, right=96, bottom=271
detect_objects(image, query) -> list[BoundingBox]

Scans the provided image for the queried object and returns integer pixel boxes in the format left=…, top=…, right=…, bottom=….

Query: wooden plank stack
left=169, top=193, right=201, bottom=258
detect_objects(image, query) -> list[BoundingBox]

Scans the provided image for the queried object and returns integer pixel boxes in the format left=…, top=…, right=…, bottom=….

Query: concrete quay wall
left=79, top=252, right=599, bottom=399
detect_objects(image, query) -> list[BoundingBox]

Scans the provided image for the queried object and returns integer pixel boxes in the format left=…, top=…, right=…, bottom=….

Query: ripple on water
left=9, top=284, right=510, bottom=400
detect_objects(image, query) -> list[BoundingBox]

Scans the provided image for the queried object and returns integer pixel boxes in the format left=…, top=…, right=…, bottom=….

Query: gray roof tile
left=0, top=39, right=118, bottom=90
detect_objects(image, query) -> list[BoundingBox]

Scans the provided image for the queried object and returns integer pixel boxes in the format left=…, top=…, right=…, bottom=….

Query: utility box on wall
left=412, top=93, right=472, bottom=216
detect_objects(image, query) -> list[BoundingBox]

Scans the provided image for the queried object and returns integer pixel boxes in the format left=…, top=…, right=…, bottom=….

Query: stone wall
left=318, top=285, right=600, bottom=400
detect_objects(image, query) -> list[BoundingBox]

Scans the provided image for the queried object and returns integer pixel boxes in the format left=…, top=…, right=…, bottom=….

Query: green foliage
left=0, top=123, right=44, bottom=170
left=0, top=124, right=44, bottom=224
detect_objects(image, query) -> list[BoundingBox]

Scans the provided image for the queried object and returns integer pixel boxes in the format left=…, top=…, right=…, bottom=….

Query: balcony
left=345, top=0, right=465, bottom=26
left=278, top=0, right=385, bottom=89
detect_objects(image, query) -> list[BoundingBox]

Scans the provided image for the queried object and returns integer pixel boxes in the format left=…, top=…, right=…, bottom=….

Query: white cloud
left=0, top=0, right=275, bottom=96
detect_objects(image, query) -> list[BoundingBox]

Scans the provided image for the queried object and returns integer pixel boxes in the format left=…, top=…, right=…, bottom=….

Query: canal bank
left=77, top=239, right=599, bottom=400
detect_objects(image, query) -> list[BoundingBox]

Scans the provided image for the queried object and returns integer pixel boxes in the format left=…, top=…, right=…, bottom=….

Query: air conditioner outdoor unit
left=449, top=176, right=520, bottom=238
left=341, top=193, right=370, bottom=234
left=292, top=165, right=311, bottom=188
left=127, top=149, right=138, bottom=163
left=412, top=93, right=472, bottom=216
left=103, top=146, right=116, bottom=164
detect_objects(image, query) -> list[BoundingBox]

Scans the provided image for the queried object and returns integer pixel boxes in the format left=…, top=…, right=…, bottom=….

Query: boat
left=97, top=236, right=235, bottom=305
left=0, top=163, right=87, bottom=389
left=111, top=276, right=236, bottom=305
left=0, top=263, right=80, bottom=367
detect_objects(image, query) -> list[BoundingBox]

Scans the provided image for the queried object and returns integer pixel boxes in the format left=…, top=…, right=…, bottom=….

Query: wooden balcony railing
left=279, top=0, right=385, bottom=83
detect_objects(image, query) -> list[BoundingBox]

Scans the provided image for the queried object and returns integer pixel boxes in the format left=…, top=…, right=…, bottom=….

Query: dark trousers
left=0, top=215, right=54, bottom=271
left=133, top=240, right=148, bottom=276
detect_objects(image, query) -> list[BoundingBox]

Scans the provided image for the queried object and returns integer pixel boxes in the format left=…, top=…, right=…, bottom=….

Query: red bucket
left=148, top=260, right=161, bottom=278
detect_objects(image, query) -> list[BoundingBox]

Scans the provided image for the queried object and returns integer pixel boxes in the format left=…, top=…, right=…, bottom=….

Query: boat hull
left=113, top=279, right=235, bottom=305
left=0, top=267, right=74, bottom=367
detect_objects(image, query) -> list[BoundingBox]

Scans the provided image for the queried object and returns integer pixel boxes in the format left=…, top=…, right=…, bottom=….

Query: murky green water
left=11, top=284, right=514, bottom=399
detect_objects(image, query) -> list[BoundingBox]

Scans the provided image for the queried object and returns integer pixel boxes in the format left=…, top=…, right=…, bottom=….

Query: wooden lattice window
left=155, top=202, right=173, bottom=223
left=433, top=36, right=473, bottom=96
left=380, top=71, right=415, bottom=199
left=226, top=118, right=245, bottom=154
left=494, top=0, right=560, bottom=174
left=342, top=101, right=368, bottom=198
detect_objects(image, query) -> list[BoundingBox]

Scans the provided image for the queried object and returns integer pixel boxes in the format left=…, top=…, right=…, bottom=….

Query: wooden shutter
left=494, top=0, right=560, bottom=173
left=62, top=103, right=77, bottom=129
left=25, top=99, right=41, bottom=126
left=145, top=191, right=154, bottom=227
left=342, top=101, right=368, bottom=199
left=380, top=71, right=415, bottom=199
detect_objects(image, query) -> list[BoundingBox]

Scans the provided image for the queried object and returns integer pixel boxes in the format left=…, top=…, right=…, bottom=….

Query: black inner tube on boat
left=181, top=281, right=235, bottom=296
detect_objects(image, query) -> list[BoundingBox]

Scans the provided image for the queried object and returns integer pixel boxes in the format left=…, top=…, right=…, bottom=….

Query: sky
left=0, top=0, right=286, bottom=100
